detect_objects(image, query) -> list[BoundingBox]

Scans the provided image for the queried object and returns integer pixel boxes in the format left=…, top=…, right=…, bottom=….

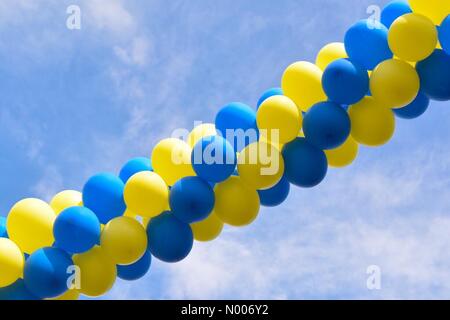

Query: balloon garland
left=1, top=0, right=450, bottom=300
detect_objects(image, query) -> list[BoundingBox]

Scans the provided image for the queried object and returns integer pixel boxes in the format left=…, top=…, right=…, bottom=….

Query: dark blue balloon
left=303, top=102, right=351, bottom=150
left=416, top=49, right=450, bottom=101
left=117, top=250, right=152, bottom=281
left=170, top=176, right=215, bottom=224
left=257, top=88, right=283, bottom=109
left=282, top=138, right=328, bottom=188
left=119, top=157, right=152, bottom=183
left=147, top=212, right=193, bottom=263
left=344, top=20, right=392, bottom=70
left=322, top=58, right=369, bottom=105
left=0, top=216, right=7, bottom=238
left=393, top=91, right=430, bottom=119
left=258, top=176, right=290, bottom=207
left=191, top=135, right=237, bottom=183
left=82, top=173, right=126, bottom=224
left=215, top=102, right=259, bottom=152
left=24, top=247, right=73, bottom=299
left=438, top=15, right=450, bottom=56
left=0, top=279, right=40, bottom=300
left=53, top=206, right=101, bottom=254
left=381, top=0, right=412, bottom=28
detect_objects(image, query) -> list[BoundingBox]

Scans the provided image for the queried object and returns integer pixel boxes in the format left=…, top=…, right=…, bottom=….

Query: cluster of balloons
left=1, top=0, right=449, bottom=300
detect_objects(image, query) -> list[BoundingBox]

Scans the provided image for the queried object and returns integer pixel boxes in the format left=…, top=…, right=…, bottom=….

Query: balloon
left=169, top=176, right=215, bottom=224
left=258, top=175, right=290, bottom=207
left=72, top=246, right=117, bottom=297
left=0, top=216, right=7, bottom=238
left=393, top=91, right=430, bottom=119
left=50, top=190, right=82, bottom=215
left=416, top=49, right=450, bottom=101
left=190, top=211, right=224, bottom=242
left=303, top=101, right=351, bottom=150
left=381, top=0, right=412, bottom=28
left=119, top=157, right=152, bottom=183
left=348, top=96, right=396, bottom=146
left=408, top=0, right=450, bottom=25
left=53, top=206, right=101, bottom=254
left=51, top=289, right=80, bottom=300
left=82, top=173, right=126, bottom=224
left=24, top=247, right=73, bottom=299
left=124, top=171, right=169, bottom=218
left=147, top=212, right=193, bottom=263
left=215, top=102, right=259, bottom=152
left=322, top=58, right=369, bottom=105
left=7, top=198, right=56, bottom=254
left=237, top=141, right=285, bottom=190
left=187, top=123, right=217, bottom=148
left=0, top=238, right=24, bottom=288
left=101, top=216, right=148, bottom=265
left=257, top=88, right=284, bottom=109
left=325, top=136, right=359, bottom=168
left=0, top=279, right=39, bottom=300
left=344, top=20, right=393, bottom=70
left=117, top=250, right=152, bottom=281
left=370, top=59, right=420, bottom=108
left=282, top=138, right=328, bottom=188
left=256, top=95, right=302, bottom=144
left=388, top=13, right=438, bottom=62
left=214, top=176, right=260, bottom=227
left=191, top=135, right=237, bottom=183
left=439, top=15, right=450, bottom=55
left=281, top=61, right=327, bottom=112
left=315, top=42, right=348, bottom=70
left=151, top=138, right=195, bottom=186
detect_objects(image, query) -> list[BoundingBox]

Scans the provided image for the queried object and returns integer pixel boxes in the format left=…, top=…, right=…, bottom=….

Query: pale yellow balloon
left=315, top=42, right=348, bottom=70
left=187, top=123, right=217, bottom=148
left=123, top=209, right=137, bottom=219
left=0, top=238, right=24, bottom=288
left=281, top=61, right=327, bottom=112
left=50, top=290, right=80, bottom=301
left=325, top=136, right=359, bottom=168
left=7, top=198, right=56, bottom=254
left=191, top=211, right=224, bottom=242
left=50, top=190, right=82, bottom=215
left=408, top=0, right=450, bottom=25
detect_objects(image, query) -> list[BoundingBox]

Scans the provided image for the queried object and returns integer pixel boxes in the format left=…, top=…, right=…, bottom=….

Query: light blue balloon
left=0, top=216, right=7, bottom=238
left=381, top=0, right=412, bottom=28
left=439, top=15, right=450, bottom=55
left=257, top=88, right=283, bottom=109
left=119, top=157, right=152, bottom=183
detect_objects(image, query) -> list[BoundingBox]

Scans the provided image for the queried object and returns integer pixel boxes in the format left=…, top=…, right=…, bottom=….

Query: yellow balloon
left=238, top=141, right=285, bottom=190
left=315, top=42, right=348, bottom=70
left=0, top=238, right=24, bottom=288
left=191, top=211, right=224, bottom=242
left=348, top=97, right=396, bottom=147
left=257, top=95, right=302, bottom=144
left=325, top=136, right=359, bottom=168
left=214, top=176, right=260, bottom=227
left=123, top=209, right=137, bottom=219
left=50, top=190, right=82, bottom=215
left=100, top=216, right=147, bottom=265
left=187, top=123, right=217, bottom=148
left=370, top=59, right=420, bottom=109
left=7, top=198, right=56, bottom=254
left=124, top=171, right=169, bottom=218
left=388, top=13, right=438, bottom=62
left=50, top=289, right=80, bottom=300
left=151, top=138, right=195, bottom=186
left=73, top=246, right=116, bottom=297
left=408, top=0, right=450, bottom=25
left=281, top=61, right=327, bottom=112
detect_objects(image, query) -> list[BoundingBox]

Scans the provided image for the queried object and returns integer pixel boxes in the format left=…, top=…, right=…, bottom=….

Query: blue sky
left=1, top=0, right=450, bottom=300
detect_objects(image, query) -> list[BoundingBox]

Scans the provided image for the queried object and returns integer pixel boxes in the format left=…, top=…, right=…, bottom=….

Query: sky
left=0, top=0, right=449, bottom=300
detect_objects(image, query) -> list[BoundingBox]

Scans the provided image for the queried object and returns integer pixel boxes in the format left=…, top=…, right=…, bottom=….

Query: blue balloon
left=322, top=58, right=369, bottom=105
left=438, top=15, right=450, bottom=55
left=303, top=101, right=351, bottom=150
left=119, top=157, right=152, bottom=183
left=257, top=88, right=284, bottom=109
left=24, top=247, right=73, bottom=299
left=215, top=102, right=259, bottom=152
left=117, top=250, right=152, bottom=281
left=82, top=173, right=126, bottom=224
left=344, top=20, right=393, bottom=70
left=282, top=138, right=328, bottom=188
left=416, top=49, right=450, bottom=101
left=258, top=176, right=290, bottom=207
left=393, top=91, right=430, bottom=119
left=147, top=212, right=193, bottom=263
left=191, top=135, right=237, bottom=183
left=170, top=176, right=215, bottom=224
left=0, top=279, right=40, bottom=300
left=381, top=0, right=412, bottom=28
left=0, top=216, right=7, bottom=238
left=53, top=207, right=101, bottom=254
